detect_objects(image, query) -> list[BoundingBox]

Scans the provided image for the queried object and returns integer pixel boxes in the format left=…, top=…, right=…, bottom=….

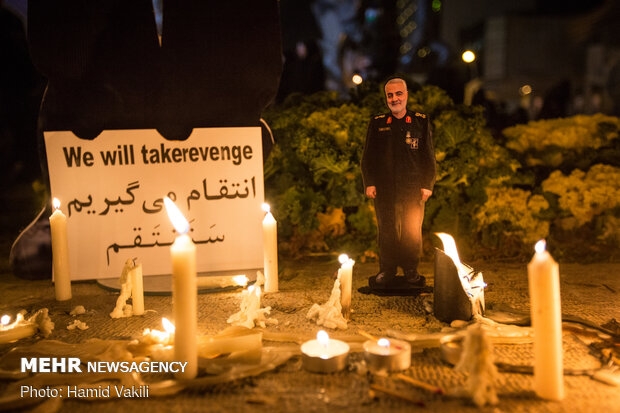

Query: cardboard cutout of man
left=361, top=77, right=436, bottom=288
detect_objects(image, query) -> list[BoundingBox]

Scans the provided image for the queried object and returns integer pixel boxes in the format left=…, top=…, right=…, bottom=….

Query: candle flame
left=338, top=254, right=349, bottom=264
left=162, top=317, right=175, bottom=334
left=262, top=203, right=270, bottom=213
left=317, top=330, right=329, bottom=346
left=535, top=239, right=546, bottom=254
left=52, top=198, right=61, bottom=210
left=0, top=315, right=9, bottom=326
left=435, top=233, right=462, bottom=266
left=164, top=197, right=190, bottom=235
left=377, top=338, right=390, bottom=348
left=233, top=275, right=248, bottom=286
left=255, top=286, right=261, bottom=297
left=248, top=285, right=255, bottom=294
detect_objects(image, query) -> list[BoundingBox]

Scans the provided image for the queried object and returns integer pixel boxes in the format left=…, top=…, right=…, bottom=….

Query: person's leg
left=400, top=196, right=425, bottom=286
left=373, top=192, right=398, bottom=285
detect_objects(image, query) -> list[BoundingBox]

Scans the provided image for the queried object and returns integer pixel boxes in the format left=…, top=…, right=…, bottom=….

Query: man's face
left=385, top=82, right=408, bottom=116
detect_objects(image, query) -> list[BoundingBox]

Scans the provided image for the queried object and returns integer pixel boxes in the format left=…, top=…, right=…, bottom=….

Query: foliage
left=264, top=87, right=619, bottom=261
left=503, top=114, right=620, bottom=178
left=541, top=164, right=620, bottom=247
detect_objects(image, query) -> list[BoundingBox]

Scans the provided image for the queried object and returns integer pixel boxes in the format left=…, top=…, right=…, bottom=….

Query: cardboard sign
left=44, top=128, right=264, bottom=280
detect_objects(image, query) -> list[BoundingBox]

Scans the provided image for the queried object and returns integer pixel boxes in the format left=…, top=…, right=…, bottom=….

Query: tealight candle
left=49, top=198, right=72, bottom=301
left=363, top=338, right=411, bottom=373
left=301, top=330, right=349, bottom=373
left=164, top=197, right=197, bottom=380
left=262, top=203, right=278, bottom=292
left=338, top=254, right=355, bottom=319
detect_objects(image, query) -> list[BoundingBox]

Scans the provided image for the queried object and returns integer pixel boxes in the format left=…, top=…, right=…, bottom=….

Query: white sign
left=44, top=128, right=264, bottom=280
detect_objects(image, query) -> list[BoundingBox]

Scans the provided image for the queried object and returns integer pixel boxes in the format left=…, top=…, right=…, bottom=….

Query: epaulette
left=374, top=114, right=386, bottom=119
left=415, top=112, right=427, bottom=118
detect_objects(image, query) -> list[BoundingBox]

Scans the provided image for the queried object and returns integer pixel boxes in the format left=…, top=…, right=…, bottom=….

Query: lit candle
left=49, top=198, right=71, bottom=301
left=197, top=274, right=248, bottom=289
left=130, top=262, right=144, bottom=316
left=528, top=240, right=564, bottom=400
left=0, top=314, right=37, bottom=343
left=301, top=330, right=350, bottom=373
left=164, top=197, right=197, bottom=380
left=338, top=254, right=355, bottom=319
left=363, top=338, right=411, bottom=373
left=262, top=203, right=278, bottom=293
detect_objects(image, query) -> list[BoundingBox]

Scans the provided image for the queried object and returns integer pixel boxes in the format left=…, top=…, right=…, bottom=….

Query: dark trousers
left=374, top=189, right=424, bottom=274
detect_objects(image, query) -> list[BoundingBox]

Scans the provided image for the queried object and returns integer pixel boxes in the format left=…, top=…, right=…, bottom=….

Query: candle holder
left=301, top=331, right=349, bottom=373
left=363, top=338, right=411, bottom=373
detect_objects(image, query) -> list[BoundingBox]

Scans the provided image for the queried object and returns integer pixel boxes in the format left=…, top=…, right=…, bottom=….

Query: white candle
left=197, top=274, right=248, bottom=289
left=338, top=254, right=354, bottom=319
left=131, top=263, right=144, bottom=315
left=262, top=203, right=278, bottom=292
left=0, top=314, right=37, bottom=343
left=528, top=240, right=564, bottom=401
left=301, top=330, right=350, bottom=373
left=164, top=197, right=197, bottom=380
left=364, top=338, right=411, bottom=373
left=49, top=198, right=72, bottom=301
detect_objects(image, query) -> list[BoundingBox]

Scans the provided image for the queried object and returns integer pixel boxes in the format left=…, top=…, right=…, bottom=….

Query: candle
left=338, top=254, right=355, bottom=319
left=301, top=330, right=349, bottom=373
left=130, top=262, right=144, bottom=315
left=227, top=285, right=277, bottom=329
left=198, top=327, right=263, bottom=359
left=0, top=314, right=37, bottom=343
left=528, top=240, right=564, bottom=401
left=262, top=203, right=278, bottom=292
left=164, top=197, right=197, bottom=380
left=364, top=338, right=411, bottom=373
left=197, top=274, right=248, bottom=289
left=49, top=198, right=72, bottom=301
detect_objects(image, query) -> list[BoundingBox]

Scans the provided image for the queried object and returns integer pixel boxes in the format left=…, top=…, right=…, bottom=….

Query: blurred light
left=365, top=8, right=379, bottom=23
left=432, top=0, right=442, bottom=12
left=377, top=338, right=390, bottom=348
left=352, top=74, right=363, bottom=85
left=162, top=317, right=175, bottom=334
left=519, top=84, right=532, bottom=96
left=417, top=47, right=430, bottom=58
left=462, top=50, right=476, bottom=63
left=317, top=330, right=329, bottom=347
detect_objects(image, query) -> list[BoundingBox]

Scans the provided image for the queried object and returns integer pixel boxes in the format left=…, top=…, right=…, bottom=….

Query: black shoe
left=369, top=271, right=396, bottom=289
left=9, top=206, right=52, bottom=280
left=404, top=270, right=426, bottom=288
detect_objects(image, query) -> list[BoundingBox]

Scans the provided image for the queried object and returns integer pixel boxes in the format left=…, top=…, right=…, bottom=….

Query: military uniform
left=361, top=110, right=436, bottom=279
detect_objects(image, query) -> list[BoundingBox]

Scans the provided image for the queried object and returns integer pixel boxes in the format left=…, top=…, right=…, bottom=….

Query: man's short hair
left=384, top=77, right=407, bottom=90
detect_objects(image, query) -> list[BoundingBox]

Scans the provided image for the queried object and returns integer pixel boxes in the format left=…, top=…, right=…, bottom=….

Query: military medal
left=405, top=132, right=418, bottom=149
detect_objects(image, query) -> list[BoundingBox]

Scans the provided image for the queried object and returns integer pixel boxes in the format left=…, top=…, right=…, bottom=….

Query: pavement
left=0, top=258, right=619, bottom=412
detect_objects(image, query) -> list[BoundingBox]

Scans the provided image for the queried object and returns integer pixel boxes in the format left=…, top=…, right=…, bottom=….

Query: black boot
left=404, top=269, right=426, bottom=288
left=369, top=270, right=396, bottom=289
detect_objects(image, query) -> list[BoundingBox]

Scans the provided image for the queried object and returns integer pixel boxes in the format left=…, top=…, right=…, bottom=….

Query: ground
left=0, top=258, right=619, bottom=412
